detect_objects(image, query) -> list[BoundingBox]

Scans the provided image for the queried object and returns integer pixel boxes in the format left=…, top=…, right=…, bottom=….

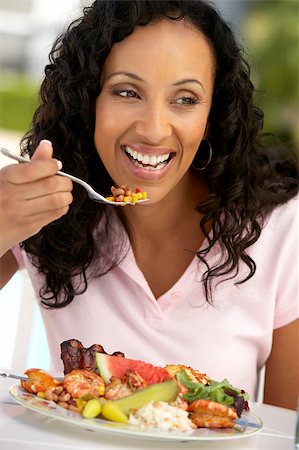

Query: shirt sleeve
left=11, top=245, right=25, bottom=270
left=273, top=196, right=299, bottom=329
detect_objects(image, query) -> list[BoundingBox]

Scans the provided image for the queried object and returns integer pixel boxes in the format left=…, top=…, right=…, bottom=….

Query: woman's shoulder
left=263, top=193, right=298, bottom=233
left=250, top=194, right=298, bottom=257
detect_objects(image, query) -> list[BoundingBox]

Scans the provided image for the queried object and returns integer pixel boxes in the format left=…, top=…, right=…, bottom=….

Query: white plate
left=9, top=384, right=263, bottom=442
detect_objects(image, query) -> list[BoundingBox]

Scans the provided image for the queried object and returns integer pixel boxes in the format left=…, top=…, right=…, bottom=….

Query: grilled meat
left=60, top=339, right=124, bottom=375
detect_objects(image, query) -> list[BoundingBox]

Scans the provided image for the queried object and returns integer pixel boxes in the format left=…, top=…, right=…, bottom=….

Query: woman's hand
left=0, top=140, right=73, bottom=257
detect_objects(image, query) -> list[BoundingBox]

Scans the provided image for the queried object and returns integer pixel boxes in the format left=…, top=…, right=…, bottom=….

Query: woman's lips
left=121, top=144, right=175, bottom=177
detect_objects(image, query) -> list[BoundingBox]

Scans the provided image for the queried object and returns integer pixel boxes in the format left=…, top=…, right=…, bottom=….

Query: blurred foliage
left=0, top=72, right=38, bottom=132
left=242, top=0, right=299, bottom=149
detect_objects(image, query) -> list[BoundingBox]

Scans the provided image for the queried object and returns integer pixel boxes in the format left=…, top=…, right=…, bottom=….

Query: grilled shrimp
left=124, top=371, right=148, bottom=391
left=104, top=371, right=148, bottom=401
left=63, top=369, right=105, bottom=398
left=21, top=368, right=61, bottom=394
left=188, top=399, right=237, bottom=428
left=104, top=377, right=133, bottom=400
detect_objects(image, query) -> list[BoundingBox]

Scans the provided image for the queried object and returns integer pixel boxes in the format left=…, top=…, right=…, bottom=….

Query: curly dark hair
left=20, top=0, right=298, bottom=307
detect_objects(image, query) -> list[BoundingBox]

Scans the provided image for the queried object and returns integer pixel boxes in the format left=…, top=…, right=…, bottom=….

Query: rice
left=128, top=401, right=195, bottom=432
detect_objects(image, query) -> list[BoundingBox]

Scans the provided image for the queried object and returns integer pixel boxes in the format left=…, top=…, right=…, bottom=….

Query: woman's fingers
left=3, top=158, right=61, bottom=184
left=0, top=184, right=73, bottom=254
left=4, top=190, right=73, bottom=219
left=4, top=140, right=62, bottom=184
left=0, top=140, right=73, bottom=253
left=3, top=173, right=73, bottom=201
left=3, top=205, right=71, bottom=251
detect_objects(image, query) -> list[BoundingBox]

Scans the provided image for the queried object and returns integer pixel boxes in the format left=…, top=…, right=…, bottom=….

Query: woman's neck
left=122, top=171, right=209, bottom=252
left=120, top=172, right=208, bottom=298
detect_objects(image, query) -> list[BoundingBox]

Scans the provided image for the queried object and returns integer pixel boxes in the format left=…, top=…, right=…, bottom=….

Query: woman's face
left=94, top=18, right=215, bottom=203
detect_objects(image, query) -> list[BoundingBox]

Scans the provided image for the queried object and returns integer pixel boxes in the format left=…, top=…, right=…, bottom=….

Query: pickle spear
left=101, top=380, right=178, bottom=423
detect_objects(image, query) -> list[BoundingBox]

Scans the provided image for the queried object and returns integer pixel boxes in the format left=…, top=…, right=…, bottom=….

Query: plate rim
left=9, top=383, right=263, bottom=442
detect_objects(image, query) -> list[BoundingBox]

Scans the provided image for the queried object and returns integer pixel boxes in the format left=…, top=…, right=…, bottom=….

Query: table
left=0, top=377, right=296, bottom=450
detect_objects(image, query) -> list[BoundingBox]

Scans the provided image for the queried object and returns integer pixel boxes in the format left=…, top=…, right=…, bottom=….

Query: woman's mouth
left=123, top=145, right=173, bottom=171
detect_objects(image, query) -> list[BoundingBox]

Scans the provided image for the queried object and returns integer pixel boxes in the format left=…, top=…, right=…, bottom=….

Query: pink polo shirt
left=13, top=195, right=298, bottom=400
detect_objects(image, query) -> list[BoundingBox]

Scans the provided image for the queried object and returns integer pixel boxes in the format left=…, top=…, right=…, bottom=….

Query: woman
left=0, top=0, right=298, bottom=409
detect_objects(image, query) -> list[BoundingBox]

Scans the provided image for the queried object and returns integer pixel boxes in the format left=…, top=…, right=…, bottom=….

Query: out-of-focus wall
left=0, top=0, right=88, bottom=77
left=0, top=0, right=90, bottom=132
left=0, top=0, right=247, bottom=78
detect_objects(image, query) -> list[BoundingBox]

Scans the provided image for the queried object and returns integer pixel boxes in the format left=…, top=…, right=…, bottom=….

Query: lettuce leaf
left=175, top=370, right=249, bottom=406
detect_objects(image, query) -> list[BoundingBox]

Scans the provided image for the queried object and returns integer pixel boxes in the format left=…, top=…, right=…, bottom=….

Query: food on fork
left=19, top=339, right=249, bottom=431
left=106, top=185, right=147, bottom=203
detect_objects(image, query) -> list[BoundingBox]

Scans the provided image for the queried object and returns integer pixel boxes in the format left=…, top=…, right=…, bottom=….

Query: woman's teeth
left=125, top=146, right=171, bottom=170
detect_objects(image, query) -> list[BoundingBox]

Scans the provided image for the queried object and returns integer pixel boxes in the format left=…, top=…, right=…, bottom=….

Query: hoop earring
left=191, top=140, right=213, bottom=171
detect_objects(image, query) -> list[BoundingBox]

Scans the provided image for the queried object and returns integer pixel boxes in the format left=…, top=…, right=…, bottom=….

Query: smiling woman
left=95, top=18, right=214, bottom=200
left=0, top=0, right=297, bottom=411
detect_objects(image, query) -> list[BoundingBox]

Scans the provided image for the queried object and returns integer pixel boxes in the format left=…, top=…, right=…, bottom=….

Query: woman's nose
left=134, top=103, right=173, bottom=144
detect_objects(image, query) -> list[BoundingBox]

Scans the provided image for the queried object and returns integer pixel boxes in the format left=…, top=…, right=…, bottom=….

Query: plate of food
left=9, top=339, right=263, bottom=442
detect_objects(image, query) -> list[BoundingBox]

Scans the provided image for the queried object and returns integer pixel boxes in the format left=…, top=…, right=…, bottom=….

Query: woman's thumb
left=31, top=140, right=62, bottom=170
left=31, top=140, right=54, bottom=161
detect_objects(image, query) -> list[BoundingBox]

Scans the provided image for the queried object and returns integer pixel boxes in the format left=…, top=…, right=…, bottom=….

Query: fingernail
left=40, top=139, right=52, bottom=146
left=55, top=159, right=63, bottom=170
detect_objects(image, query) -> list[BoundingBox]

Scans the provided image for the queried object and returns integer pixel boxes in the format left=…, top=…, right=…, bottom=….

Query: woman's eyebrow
left=173, top=78, right=205, bottom=92
left=106, top=71, right=144, bottom=81
left=106, top=72, right=205, bottom=92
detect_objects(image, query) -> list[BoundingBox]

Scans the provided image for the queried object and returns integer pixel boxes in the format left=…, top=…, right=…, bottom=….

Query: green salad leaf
left=175, top=370, right=249, bottom=405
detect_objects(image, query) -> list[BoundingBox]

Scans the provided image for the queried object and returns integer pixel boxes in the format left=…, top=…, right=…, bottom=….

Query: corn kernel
left=136, top=192, right=143, bottom=200
left=76, top=398, right=87, bottom=410
left=131, top=193, right=138, bottom=203
left=106, top=196, right=115, bottom=201
left=123, top=196, right=132, bottom=203
left=37, top=392, right=46, bottom=398
left=142, top=192, right=147, bottom=199
left=98, top=385, right=105, bottom=396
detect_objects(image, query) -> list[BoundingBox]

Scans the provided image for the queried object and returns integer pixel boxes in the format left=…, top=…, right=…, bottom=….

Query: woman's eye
left=174, top=96, right=200, bottom=105
left=113, top=89, right=139, bottom=98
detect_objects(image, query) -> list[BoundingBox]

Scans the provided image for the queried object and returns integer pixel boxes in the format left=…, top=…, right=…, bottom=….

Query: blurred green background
left=242, top=0, right=299, bottom=149
left=0, top=72, right=38, bottom=131
left=0, top=0, right=298, bottom=149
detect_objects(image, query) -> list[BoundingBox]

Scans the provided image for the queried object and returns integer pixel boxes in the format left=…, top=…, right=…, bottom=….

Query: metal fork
left=0, top=147, right=149, bottom=206
left=0, top=369, right=63, bottom=382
